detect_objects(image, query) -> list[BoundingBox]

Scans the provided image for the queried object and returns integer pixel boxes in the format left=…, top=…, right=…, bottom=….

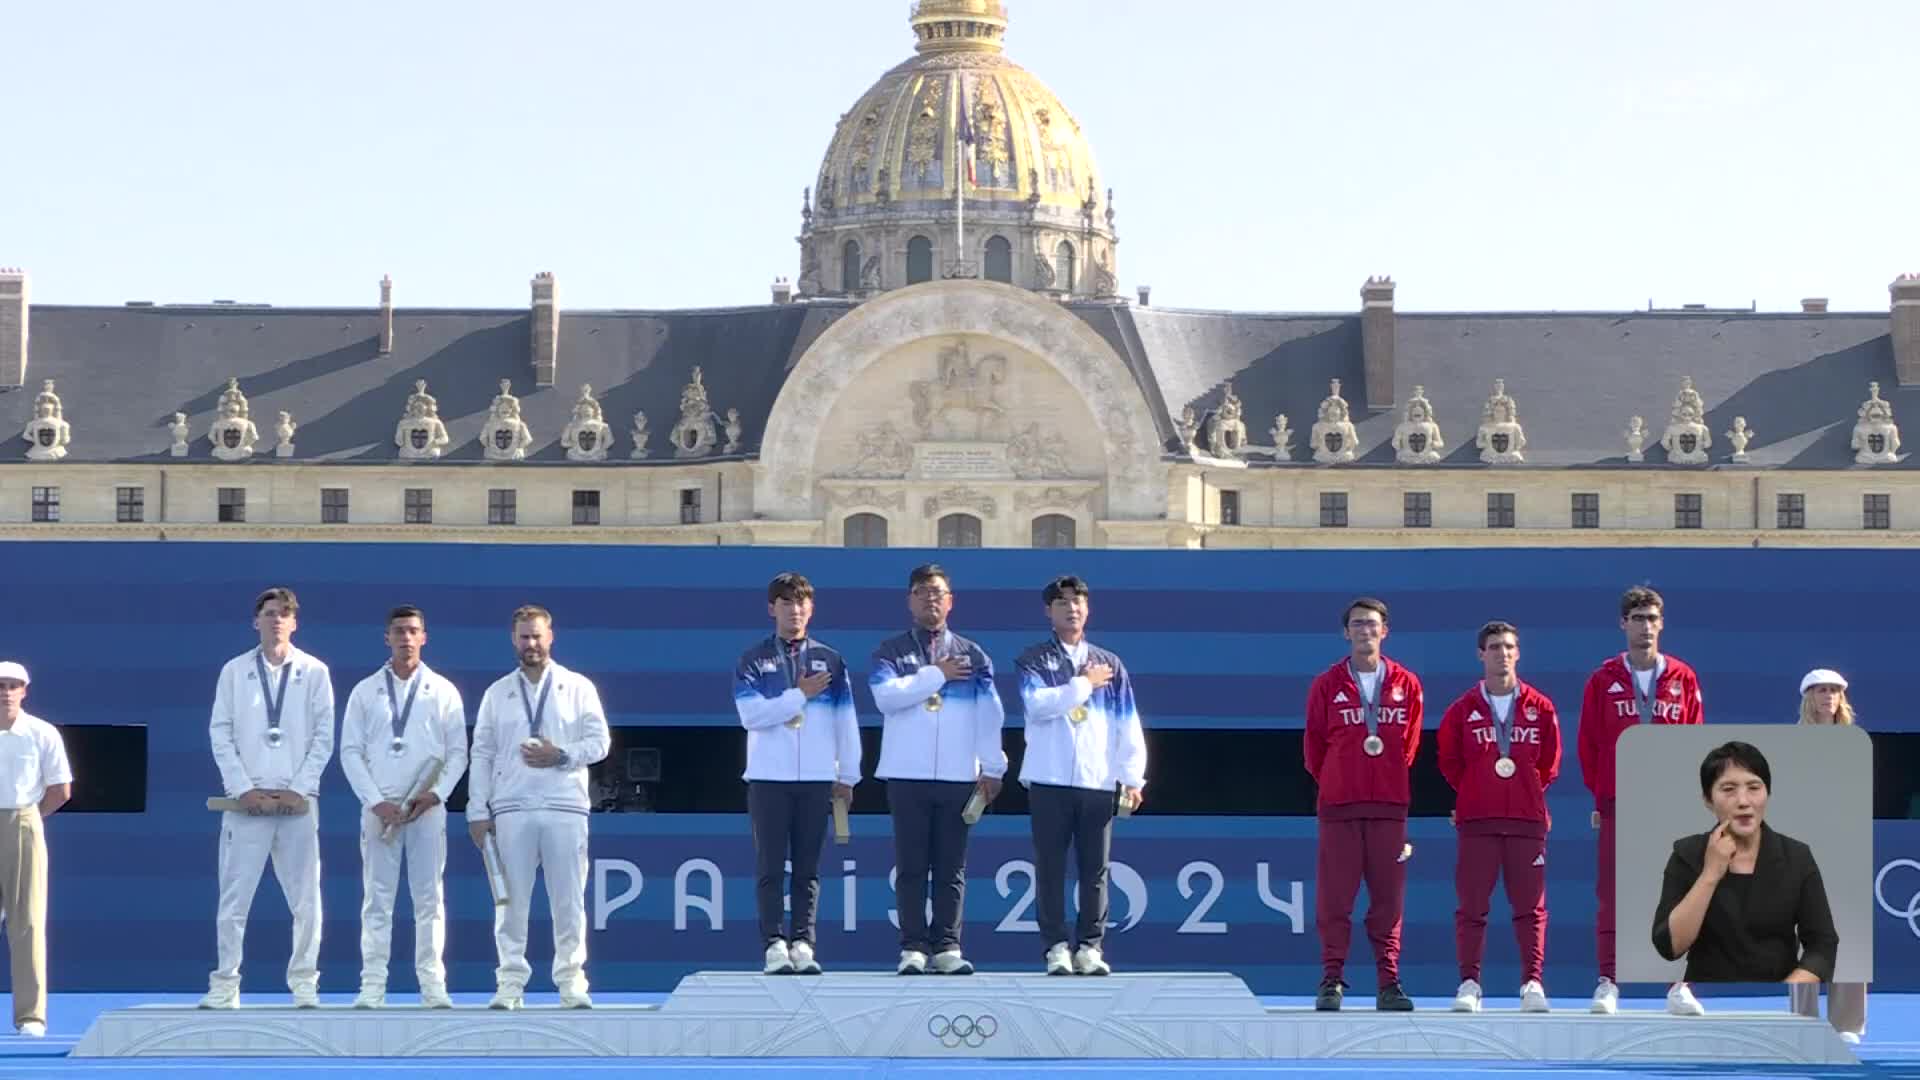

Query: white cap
left=1800, top=668, right=1847, bottom=695
left=0, top=661, right=28, bottom=686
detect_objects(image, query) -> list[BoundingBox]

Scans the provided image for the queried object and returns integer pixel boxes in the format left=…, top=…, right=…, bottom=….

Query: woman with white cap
left=1790, top=668, right=1866, bottom=1044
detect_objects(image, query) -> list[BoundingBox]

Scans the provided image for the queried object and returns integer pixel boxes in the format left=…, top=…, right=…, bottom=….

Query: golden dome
left=812, top=1, right=1104, bottom=217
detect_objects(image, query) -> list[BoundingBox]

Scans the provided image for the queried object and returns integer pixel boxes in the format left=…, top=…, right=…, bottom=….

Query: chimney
left=1137, top=285, right=1152, bottom=307
left=531, top=271, right=558, bottom=387
left=378, top=274, right=395, bottom=353
left=771, top=276, right=794, bottom=305
left=1895, top=274, right=1920, bottom=387
left=0, top=269, right=24, bottom=387
left=1800, top=297, right=1828, bottom=314
left=1360, top=275, right=1396, bottom=411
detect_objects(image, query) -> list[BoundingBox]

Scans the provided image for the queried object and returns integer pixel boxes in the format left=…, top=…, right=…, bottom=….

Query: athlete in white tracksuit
left=339, top=605, right=468, bottom=1008
left=467, top=605, right=609, bottom=1009
left=202, top=587, right=336, bottom=1009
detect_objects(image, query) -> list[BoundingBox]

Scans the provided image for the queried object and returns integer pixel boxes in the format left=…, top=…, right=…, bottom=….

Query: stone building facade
left=3, top=1, right=1918, bottom=549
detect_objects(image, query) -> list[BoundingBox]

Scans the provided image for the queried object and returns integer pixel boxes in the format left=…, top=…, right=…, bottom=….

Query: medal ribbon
left=1482, top=681, right=1518, bottom=759
left=1631, top=659, right=1660, bottom=725
left=1347, top=662, right=1382, bottom=740
left=255, top=649, right=292, bottom=740
left=384, top=666, right=422, bottom=743
left=519, top=672, right=553, bottom=740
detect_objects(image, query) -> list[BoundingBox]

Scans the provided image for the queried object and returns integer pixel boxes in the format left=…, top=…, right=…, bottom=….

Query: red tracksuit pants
left=1596, top=805, right=1616, bottom=981
left=1454, top=831, right=1547, bottom=984
left=1315, top=816, right=1407, bottom=984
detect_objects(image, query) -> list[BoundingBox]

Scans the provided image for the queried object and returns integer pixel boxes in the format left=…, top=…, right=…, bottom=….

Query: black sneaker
left=1376, top=982, right=1415, bottom=1011
left=1314, top=977, right=1345, bottom=1011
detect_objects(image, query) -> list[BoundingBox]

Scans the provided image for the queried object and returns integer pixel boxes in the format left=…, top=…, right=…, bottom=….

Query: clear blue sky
left=4, top=0, right=1915, bottom=313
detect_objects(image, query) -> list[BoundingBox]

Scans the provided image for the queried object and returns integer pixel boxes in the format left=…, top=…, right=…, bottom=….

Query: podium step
left=73, top=972, right=1858, bottom=1064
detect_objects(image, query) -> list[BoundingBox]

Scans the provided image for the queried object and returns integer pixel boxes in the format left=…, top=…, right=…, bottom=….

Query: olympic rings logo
left=1876, top=858, right=1920, bottom=940
left=927, top=1012, right=1000, bottom=1048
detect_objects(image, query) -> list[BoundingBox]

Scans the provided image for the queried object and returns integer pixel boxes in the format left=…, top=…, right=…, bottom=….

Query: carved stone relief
left=560, top=383, right=613, bottom=463
left=1014, top=486, right=1095, bottom=512
left=910, top=341, right=1009, bottom=441
left=481, top=379, right=534, bottom=462
left=22, top=379, right=69, bottom=461
left=1006, top=422, right=1071, bottom=478
left=826, top=486, right=908, bottom=512
left=1660, top=376, right=1710, bottom=465
left=923, top=487, right=998, bottom=519
left=1853, top=381, right=1902, bottom=465
left=1391, top=385, right=1443, bottom=465
left=395, top=379, right=451, bottom=460
left=1476, top=379, right=1526, bottom=464
left=847, top=421, right=912, bottom=477
left=669, top=367, right=721, bottom=459
left=1204, top=383, right=1249, bottom=458
left=1310, top=379, right=1358, bottom=464
left=208, top=378, right=260, bottom=461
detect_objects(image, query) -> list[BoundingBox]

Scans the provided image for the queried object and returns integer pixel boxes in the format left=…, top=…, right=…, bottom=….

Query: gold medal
left=925, top=695, right=943, bottom=712
left=1069, top=706, right=1089, bottom=724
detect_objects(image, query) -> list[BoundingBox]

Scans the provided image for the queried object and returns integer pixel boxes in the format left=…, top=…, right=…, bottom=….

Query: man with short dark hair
left=468, top=605, right=610, bottom=1010
left=871, top=564, right=1006, bottom=976
left=203, top=587, right=336, bottom=1010
left=734, top=573, right=861, bottom=975
left=1438, top=621, right=1560, bottom=1014
left=1578, top=585, right=1705, bottom=1016
left=340, top=605, right=468, bottom=1008
left=0, top=660, right=72, bottom=1037
left=1016, top=576, right=1146, bottom=977
left=1304, top=597, right=1422, bottom=1011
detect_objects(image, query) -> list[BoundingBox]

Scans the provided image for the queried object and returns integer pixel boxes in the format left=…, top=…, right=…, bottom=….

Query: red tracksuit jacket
left=1304, top=657, right=1423, bottom=817
left=1437, top=681, right=1561, bottom=829
left=1576, top=653, right=1704, bottom=810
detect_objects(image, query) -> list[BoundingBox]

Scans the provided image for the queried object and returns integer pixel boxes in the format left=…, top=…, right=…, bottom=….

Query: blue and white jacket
left=870, top=627, right=1007, bottom=783
left=732, top=636, right=862, bottom=786
left=1015, top=636, right=1148, bottom=792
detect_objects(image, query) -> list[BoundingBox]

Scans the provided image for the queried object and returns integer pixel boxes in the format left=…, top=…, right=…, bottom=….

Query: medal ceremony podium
left=72, top=971, right=1857, bottom=1065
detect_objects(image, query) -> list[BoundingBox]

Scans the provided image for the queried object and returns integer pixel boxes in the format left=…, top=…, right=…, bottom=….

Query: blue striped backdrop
left=6, top=542, right=1918, bottom=995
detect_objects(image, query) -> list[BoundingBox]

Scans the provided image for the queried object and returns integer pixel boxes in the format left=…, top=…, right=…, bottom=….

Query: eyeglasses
left=911, top=588, right=951, bottom=600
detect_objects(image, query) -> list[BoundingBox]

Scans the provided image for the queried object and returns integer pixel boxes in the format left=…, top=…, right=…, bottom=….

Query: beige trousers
left=0, top=806, right=47, bottom=1027
left=1790, top=982, right=1867, bottom=1037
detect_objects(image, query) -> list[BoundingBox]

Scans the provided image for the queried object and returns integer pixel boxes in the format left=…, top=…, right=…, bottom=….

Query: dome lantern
left=909, top=0, right=1009, bottom=54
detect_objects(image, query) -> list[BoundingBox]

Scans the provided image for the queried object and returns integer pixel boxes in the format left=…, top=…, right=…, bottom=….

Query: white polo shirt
left=0, top=711, right=74, bottom=810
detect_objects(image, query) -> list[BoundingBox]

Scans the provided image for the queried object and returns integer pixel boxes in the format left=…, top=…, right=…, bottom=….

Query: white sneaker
left=1590, top=977, right=1618, bottom=1015
left=1667, top=982, right=1705, bottom=1016
left=420, top=984, right=453, bottom=1009
left=16, top=1021, right=45, bottom=1038
left=291, top=985, right=320, bottom=1010
left=789, top=940, right=821, bottom=975
left=1452, top=978, right=1483, bottom=1013
left=1072, top=944, right=1110, bottom=977
left=1520, top=980, right=1550, bottom=1013
left=930, top=949, right=975, bottom=975
left=1044, top=942, right=1072, bottom=976
left=351, top=987, right=385, bottom=1009
left=559, top=987, right=594, bottom=1010
left=488, top=987, right=524, bottom=1011
left=764, top=939, right=795, bottom=975
left=897, top=949, right=928, bottom=975
left=1839, top=1031, right=1862, bottom=1045
left=198, top=985, right=240, bottom=1010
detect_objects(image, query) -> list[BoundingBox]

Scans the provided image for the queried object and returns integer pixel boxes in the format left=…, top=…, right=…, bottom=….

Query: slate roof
left=3, top=296, right=1905, bottom=469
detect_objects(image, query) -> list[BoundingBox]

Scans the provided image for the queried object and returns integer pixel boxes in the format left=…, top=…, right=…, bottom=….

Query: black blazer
left=1651, top=823, right=1838, bottom=982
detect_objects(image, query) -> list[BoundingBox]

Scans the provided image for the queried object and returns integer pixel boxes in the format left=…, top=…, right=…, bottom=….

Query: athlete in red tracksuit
left=1304, top=597, right=1422, bottom=1012
left=1576, top=585, right=1704, bottom=1015
left=1437, top=621, right=1560, bottom=1013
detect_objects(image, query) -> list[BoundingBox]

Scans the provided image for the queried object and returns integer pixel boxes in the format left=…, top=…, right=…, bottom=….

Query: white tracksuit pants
left=358, top=803, right=448, bottom=989
left=492, top=809, right=589, bottom=993
left=211, top=805, right=322, bottom=992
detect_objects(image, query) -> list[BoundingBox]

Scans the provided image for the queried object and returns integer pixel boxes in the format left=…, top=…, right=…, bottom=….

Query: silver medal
left=390, top=736, right=407, bottom=757
left=265, top=728, right=283, bottom=748
left=1363, top=734, right=1385, bottom=757
left=1494, top=755, right=1517, bottom=779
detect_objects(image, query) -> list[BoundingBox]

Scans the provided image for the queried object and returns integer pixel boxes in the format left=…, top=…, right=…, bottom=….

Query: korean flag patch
left=810, top=659, right=829, bottom=673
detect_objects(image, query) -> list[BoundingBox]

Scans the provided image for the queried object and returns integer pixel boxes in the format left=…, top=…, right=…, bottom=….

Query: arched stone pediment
left=756, top=280, right=1163, bottom=519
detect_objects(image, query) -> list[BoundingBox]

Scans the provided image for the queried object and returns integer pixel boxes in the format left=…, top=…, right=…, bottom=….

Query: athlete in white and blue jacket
left=1016, top=574, right=1147, bottom=977
left=733, top=572, right=861, bottom=975
left=870, top=563, right=1007, bottom=975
